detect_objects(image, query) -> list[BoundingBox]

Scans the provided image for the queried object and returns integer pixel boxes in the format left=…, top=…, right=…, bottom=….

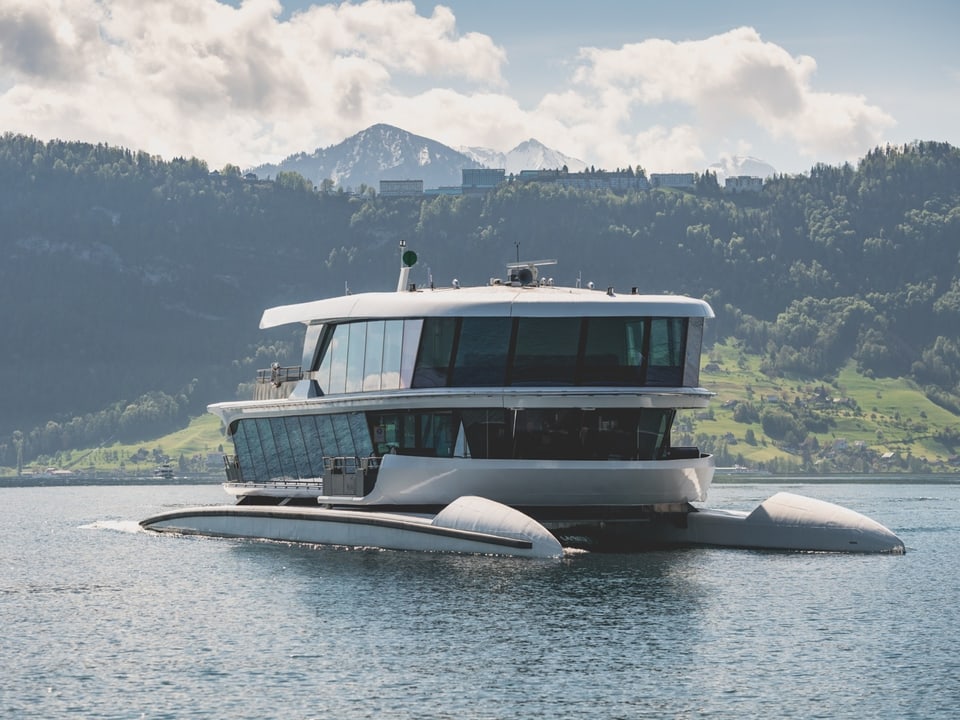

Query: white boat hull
left=224, top=453, right=716, bottom=508
left=141, top=495, right=563, bottom=559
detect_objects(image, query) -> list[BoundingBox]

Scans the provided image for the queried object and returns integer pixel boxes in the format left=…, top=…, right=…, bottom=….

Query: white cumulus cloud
left=566, top=27, right=895, bottom=169
left=0, top=2, right=896, bottom=173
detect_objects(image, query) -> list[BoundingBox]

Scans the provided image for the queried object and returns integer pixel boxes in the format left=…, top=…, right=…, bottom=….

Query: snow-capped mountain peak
left=708, top=155, right=777, bottom=180
left=459, top=138, right=587, bottom=175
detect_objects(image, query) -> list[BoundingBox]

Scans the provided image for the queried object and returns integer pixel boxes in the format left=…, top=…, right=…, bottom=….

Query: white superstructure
left=201, top=257, right=718, bottom=548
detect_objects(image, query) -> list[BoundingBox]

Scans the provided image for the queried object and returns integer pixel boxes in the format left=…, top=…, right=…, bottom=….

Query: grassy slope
left=7, top=414, right=229, bottom=476
left=693, top=340, right=959, bottom=468
left=6, top=340, right=959, bottom=475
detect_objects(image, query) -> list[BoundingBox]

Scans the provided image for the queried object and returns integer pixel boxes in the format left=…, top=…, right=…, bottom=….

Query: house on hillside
left=724, top=175, right=763, bottom=193
left=650, top=173, right=695, bottom=189
left=379, top=179, right=424, bottom=197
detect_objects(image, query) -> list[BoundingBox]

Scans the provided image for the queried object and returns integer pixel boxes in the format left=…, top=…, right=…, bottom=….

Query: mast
left=396, top=240, right=418, bottom=292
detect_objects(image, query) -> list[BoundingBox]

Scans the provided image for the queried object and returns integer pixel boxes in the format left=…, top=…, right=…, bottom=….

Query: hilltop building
left=379, top=179, right=424, bottom=197
left=724, top=175, right=764, bottom=193
left=461, top=168, right=506, bottom=195
left=650, top=173, right=696, bottom=189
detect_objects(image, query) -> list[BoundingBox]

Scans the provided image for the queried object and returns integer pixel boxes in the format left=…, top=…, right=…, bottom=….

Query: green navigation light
left=402, top=250, right=418, bottom=267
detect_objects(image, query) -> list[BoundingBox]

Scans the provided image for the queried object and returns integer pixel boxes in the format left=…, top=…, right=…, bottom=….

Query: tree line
left=2, top=133, right=959, bottom=466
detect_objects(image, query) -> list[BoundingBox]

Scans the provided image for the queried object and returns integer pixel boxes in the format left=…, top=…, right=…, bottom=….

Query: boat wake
left=79, top=519, right=145, bottom=534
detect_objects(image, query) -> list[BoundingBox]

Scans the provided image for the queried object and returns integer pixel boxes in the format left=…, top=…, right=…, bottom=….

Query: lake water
left=2, top=480, right=958, bottom=719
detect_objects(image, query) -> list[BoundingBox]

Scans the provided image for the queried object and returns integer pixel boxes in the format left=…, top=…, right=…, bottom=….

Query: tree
left=12, top=430, right=23, bottom=476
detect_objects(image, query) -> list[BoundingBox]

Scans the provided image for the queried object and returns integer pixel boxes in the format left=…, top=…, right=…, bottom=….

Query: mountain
left=251, top=124, right=483, bottom=191
left=708, top=155, right=778, bottom=181
left=458, top=138, right=588, bottom=175
left=251, top=122, right=775, bottom=193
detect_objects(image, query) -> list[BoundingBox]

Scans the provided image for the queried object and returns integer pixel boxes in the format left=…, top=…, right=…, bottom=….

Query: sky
left=0, top=0, right=957, bottom=174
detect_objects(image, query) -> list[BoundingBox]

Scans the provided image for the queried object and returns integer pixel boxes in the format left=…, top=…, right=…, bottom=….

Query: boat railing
left=220, top=454, right=381, bottom=495
left=256, top=363, right=304, bottom=387
left=254, top=363, right=304, bottom=400
left=223, top=454, right=243, bottom=482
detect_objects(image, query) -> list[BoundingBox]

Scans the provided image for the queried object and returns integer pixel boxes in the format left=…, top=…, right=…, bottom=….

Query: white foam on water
left=79, top=519, right=144, bottom=534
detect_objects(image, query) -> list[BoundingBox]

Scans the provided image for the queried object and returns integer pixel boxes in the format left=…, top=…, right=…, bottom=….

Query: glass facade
left=230, top=413, right=373, bottom=482
left=312, top=316, right=696, bottom=394
left=230, top=407, right=676, bottom=483
left=316, top=319, right=422, bottom=394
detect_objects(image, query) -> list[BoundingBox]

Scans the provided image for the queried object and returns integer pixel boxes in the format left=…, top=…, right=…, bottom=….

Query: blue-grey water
left=2, top=480, right=958, bottom=719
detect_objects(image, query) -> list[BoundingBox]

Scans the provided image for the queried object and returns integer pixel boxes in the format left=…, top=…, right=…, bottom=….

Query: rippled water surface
left=2, top=481, right=958, bottom=719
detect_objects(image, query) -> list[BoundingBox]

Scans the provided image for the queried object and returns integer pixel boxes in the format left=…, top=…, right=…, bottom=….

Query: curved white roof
left=260, top=283, right=714, bottom=329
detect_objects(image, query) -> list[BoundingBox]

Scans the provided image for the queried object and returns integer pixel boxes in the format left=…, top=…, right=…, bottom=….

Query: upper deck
left=260, top=283, right=715, bottom=329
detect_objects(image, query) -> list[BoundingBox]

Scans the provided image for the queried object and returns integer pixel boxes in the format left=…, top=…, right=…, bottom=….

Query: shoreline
left=3, top=472, right=959, bottom=488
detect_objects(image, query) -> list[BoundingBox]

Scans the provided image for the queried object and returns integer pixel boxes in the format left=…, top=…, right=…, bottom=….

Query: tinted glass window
left=271, top=417, right=297, bottom=479
left=344, top=323, right=366, bottom=393
left=412, top=317, right=457, bottom=387
left=348, top=412, right=373, bottom=456
left=256, top=417, right=283, bottom=480
left=232, top=421, right=255, bottom=482
left=511, top=317, right=580, bottom=385
left=299, top=416, right=325, bottom=476
left=324, top=324, right=349, bottom=394
left=362, top=321, right=385, bottom=391
left=451, top=317, right=511, bottom=386
left=284, top=416, right=312, bottom=478
left=316, top=415, right=338, bottom=457
left=460, top=409, right=511, bottom=459
left=399, top=319, right=422, bottom=389
left=331, top=414, right=355, bottom=456
left=582, top=317, right=646, bottom=385
left=647, top=318, right=686, bottom=386
left=381, top=320, right=403, bottom=390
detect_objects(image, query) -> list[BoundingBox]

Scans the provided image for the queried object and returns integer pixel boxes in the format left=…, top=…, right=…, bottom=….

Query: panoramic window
left=511, top=317, right=580, bottom=385
left=231, top=404, right=678, bottom=481
left=231, top=412, right=374, bottom=482
left=412, top=317, right=457, bottom=388
left=581, top=317, right=646, bottom=385
left=313, top=315, right=693, bottom=395
left=451, top=317, right=512, bottom=386
left=368, top=411, right=456, bottom=458
left=646, top=318, right=686, bottom=386
left=362, top=321, right=385, bottom=392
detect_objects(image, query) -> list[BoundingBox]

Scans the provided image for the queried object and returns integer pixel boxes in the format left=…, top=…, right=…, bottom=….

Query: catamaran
left=142, top=250, right=904, bottom=557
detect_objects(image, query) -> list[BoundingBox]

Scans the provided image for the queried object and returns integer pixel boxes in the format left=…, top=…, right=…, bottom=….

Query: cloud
left=0, top=3, right=895, bottom=173
left=0, top=0, right=101, bottom=81
left=0, top=0, right=507, bottom=167
left=568, top=27, right=896, bottom=167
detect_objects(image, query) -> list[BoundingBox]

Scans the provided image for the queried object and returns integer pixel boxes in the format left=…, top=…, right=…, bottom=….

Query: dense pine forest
left=2, top=132, right=959, bottom=470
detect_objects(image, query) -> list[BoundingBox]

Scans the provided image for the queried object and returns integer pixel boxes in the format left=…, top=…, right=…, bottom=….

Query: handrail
left=256, top=363, right=304, bottom=387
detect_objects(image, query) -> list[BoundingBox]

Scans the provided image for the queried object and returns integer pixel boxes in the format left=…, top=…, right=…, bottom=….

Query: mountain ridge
left=252, top=123, right=766, bottom=190
left=251, top=123, right=483, bottom=191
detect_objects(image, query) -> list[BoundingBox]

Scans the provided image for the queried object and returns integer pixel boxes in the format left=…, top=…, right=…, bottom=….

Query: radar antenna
left=506, top=259, right=558, bottom=286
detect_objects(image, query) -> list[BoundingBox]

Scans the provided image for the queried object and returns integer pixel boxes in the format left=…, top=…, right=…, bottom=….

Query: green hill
left=685, top=340, right=959, bottom=472
left=3, top=414, right=228, bottom=478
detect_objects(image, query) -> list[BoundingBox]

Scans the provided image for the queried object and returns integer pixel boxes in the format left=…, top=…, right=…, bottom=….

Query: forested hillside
left=2, top=133, right=959, bottom=469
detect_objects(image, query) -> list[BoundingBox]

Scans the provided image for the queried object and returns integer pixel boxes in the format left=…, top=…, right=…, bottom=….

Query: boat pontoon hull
left=142, top=491, right=904, bottom=556
left=679, top=492, right=905, bottom=553
left=140, top=495, right=563, bottom=559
